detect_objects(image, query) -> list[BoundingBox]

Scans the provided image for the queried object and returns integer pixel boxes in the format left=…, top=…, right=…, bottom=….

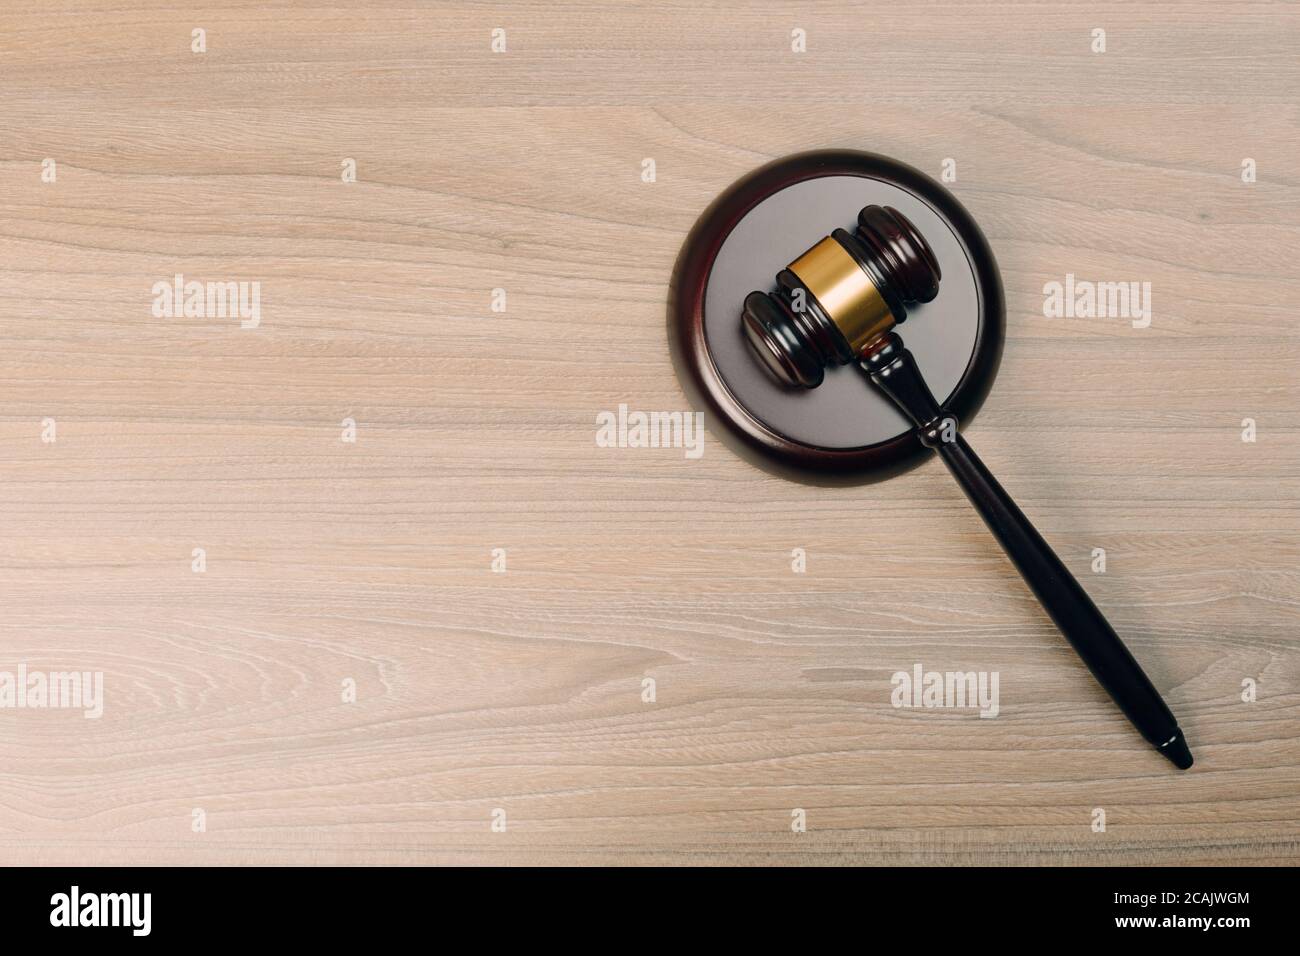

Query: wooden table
left=1, top=1, right=1296, bottom=865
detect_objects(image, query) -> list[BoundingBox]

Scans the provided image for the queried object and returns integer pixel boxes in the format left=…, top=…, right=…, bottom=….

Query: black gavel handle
left=859, top=333, right=1192, bottom=769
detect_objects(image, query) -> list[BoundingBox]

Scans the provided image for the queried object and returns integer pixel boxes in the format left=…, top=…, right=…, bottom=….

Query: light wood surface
left=1, top=1, right=1297, bottom=866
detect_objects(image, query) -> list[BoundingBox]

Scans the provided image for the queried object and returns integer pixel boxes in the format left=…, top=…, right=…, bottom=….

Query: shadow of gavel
left=741, top=205, right=1192, bottom=771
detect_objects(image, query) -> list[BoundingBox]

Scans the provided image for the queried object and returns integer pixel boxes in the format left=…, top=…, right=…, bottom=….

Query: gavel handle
left=859, top=333, right=1192, bottom=770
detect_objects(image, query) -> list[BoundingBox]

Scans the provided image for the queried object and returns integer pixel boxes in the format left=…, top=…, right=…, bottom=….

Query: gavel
left=741, top=205, right=1193, bottom=770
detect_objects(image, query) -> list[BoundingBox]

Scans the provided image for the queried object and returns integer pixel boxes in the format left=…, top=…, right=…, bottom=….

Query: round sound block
left=669, top=150, right=1004, bottom=484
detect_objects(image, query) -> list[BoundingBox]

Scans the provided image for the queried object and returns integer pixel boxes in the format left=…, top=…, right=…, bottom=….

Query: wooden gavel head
left=742, top=205, right=942, bottom=388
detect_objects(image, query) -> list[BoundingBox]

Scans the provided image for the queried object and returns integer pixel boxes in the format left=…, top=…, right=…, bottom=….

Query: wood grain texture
left=0, top=0, right=1297, bottom=865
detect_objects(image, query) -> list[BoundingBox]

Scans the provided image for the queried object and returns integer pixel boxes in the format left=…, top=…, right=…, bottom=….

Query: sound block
left=669, top=150, right=1004, bottom=484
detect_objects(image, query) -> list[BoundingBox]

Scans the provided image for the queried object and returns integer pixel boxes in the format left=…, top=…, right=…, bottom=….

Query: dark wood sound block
left=669, top=150, right=1005, bottom=484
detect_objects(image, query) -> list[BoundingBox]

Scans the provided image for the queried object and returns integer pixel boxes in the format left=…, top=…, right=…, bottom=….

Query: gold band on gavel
left=788, top=237, right=896, bottom=352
